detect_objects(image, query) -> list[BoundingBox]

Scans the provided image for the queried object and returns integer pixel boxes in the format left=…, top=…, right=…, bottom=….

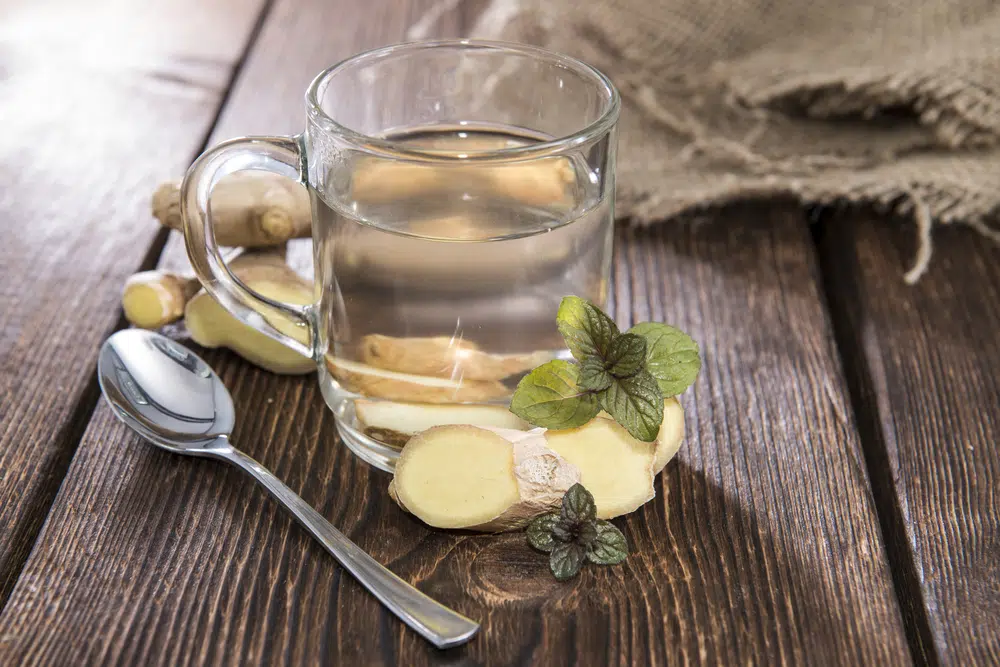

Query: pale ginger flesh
left=355, top=400, right=527, bottom=447
left=359, top=334, right=550, bottom=382
left=122, top=271, right=200, bottom=329
left=326, top=356, right=509, bottom=403
left=390, top=425, right=579, bottom=532
left=544, top=398, right=685, bottom=519
left=153, top=172, right=311, bottom=247
left=184, top=251, right=315, bottom=375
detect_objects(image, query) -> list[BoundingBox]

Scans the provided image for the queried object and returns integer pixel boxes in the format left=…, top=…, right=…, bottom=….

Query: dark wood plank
left=0, top=0, right=270, bottom=604
left=0, top=228, right=913, bottom=664
left=0, top=0, right=911, bottom=662
left=818, top=212, right=1000, bottom=665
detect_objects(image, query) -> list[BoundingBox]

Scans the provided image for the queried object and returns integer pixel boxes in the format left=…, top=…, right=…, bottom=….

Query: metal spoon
left=97, top=329, right=479, bottom=649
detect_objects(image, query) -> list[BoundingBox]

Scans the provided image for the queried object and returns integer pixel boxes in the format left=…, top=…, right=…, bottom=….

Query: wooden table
left=1, top=0, right=997, bottom=664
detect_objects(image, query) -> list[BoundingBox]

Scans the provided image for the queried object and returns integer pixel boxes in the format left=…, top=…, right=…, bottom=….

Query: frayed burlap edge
left=618, top=175, right=1000, bottom=284
left=407, top=0, right=1000, bottom=283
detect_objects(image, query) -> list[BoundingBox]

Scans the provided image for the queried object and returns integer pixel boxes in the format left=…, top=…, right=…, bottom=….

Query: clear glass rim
left=305, top=39, right=621, bottom=163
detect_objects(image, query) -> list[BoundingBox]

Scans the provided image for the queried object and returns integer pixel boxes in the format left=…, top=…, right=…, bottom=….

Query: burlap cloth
left=409, top=0, right=1000, bottom=281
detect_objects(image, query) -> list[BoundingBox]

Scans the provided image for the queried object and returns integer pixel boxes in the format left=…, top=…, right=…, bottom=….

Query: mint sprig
left=510, top=296, right=701, bottom=441
left=526, top=484, right=629, bottom=581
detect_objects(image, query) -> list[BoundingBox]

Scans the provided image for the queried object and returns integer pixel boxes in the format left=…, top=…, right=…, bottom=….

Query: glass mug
left=182, top=40, right=620, bottom=471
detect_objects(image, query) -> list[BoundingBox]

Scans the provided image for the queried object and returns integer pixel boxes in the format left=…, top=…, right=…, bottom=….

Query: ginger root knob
left=122, top=271, right=200, bottom=329
left=152, top=172, right=311, bottom=247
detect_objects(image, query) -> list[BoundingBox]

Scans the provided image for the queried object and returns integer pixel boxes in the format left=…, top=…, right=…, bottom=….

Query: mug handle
left=181, top=135, right=316, bottom=360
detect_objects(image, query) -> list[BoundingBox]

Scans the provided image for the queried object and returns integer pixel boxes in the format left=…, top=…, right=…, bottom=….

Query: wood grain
left=0, top=204, right=913, bottom=667
left=818, top=212, right=1000, bottom=665
left=0, top=0, right=914, bottom=662
left=0, top=0, right=270, bottom=604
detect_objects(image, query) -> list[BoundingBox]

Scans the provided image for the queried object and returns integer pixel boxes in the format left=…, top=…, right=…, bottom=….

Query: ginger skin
left=153, top=172, right=311, bottom=247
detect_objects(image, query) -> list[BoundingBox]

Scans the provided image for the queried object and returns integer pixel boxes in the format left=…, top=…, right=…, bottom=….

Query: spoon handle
left=221, top=448, right=480, bottom=649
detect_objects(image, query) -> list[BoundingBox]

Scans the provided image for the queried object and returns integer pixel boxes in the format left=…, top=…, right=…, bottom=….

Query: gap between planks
left=809, top=207, right=938, bottom=667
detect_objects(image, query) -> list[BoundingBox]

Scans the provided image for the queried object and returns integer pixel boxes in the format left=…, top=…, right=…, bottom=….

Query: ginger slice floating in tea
left=359, top=334, right=551, bottom=381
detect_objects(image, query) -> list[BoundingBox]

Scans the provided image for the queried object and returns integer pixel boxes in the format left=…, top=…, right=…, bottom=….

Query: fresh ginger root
left=544, top=398, right=685, bottom=519
left=122, top=271, right=201, bottom=329
left=184, top=251, right=315, bottom=375
left=325, top=356, right=508, bottom=403
left=121, top=247, right=287, bottom=330
left=389, top=398, right=686, bottom=530
left=355, top=399, right=528, bottom=447
left=152, top=172, right=311, bottom=247
left=389, top=426, right=580, bottom=531
left=350, top=157, right=575, bottom=209
left=359, top=334, right=550, bottom=382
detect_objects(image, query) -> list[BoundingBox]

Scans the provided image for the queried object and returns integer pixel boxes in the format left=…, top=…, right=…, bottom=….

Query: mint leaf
left=578, top=358, right=612, bottom=392
left=525, top=484, right=626, bottom=581
left=627, top=322, right=701, bottom=396
left=599, top=369, right=664, bottom=442
left=510, top=360, right=600, bottom=430
left=553, top=519, right=597, bottom=545
left=527, top=514, right=560, bottom=552
left=550, top=542, right=586, bottom=581
left=587, top=521, right=629, bottom=564
left=606, top=333, right=646, bottom=378
left=561, top=483, right=597, bottom=525
left=556, top=296, right=619, bottom=362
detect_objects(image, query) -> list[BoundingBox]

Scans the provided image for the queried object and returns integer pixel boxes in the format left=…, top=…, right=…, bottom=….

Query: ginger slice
left=359, top=334, right=550, bottom=381
left=350, top=157, right=574, bottom=209
left=184, top=251, right=315, bottom=375
left=153, top=172, right=311, bottom=247
left=325, top=356, right=509, bottom=403
left=543, top=398, right=686, bottom=519
left=389, top=425, right=579, bottom=532
left=488, top=158, right=576, bottom=208
left=355, top=400, right=527, bottom=447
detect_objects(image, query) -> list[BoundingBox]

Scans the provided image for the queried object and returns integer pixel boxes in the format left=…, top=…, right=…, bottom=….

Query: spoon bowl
left=99, top=329, right=234, bottom=454
left=97, top=329, right=479, bottom=649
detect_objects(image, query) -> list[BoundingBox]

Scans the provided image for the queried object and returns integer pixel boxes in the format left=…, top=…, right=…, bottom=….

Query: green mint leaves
left=628, top=322, right=702, bottom=396
left=526, top=484, right=629, bottom=581
left=599, top=370, right=663, bottom=442
left=605, top=333, right=647, bottom=377
left=508, top=360, right=600, bottom=430
left=510, top=296, right=701, bottom=441
left=556, top=297, right=618, bottom=360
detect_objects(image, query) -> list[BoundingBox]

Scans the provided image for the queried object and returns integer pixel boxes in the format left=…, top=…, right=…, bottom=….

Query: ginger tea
left=311, top=125, right=613, bottom=469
